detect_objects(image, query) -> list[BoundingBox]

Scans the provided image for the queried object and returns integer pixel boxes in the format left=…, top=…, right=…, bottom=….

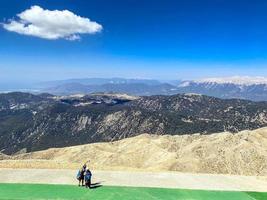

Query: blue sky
left=1, top=0, right=267, bottom=84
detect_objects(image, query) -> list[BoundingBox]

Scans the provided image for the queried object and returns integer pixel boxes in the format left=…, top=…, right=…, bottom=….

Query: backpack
left=76, top=170, right=81, bottom=180
left=84, top=171, right=92, bottom=181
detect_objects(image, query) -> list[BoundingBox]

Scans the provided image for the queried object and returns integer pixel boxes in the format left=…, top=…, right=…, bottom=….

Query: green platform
left=0, top=183, right=266, bottom=200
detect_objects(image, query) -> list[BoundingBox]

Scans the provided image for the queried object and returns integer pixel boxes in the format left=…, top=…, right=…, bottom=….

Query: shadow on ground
left=90, top=182, right=102, bottom=189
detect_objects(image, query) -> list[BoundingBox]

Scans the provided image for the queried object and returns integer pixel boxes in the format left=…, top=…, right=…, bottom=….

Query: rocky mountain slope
left=1, top=92, right=267, bottom=154
left=2, top=127, right=267, bottom=176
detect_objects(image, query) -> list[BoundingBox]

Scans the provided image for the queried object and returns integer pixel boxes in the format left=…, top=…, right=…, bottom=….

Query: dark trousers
left=85, top=178, right=91, bottom=188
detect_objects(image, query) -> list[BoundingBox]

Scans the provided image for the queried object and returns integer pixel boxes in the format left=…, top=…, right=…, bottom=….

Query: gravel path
left=0, top=169, right=267, bottom=192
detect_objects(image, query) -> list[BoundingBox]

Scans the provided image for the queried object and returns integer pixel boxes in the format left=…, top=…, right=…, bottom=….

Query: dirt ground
left=0, top=168, right=267, bottom=192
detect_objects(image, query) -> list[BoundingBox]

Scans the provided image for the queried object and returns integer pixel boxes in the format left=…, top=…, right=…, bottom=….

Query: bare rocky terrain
left=2, top=92, right=267, bottom=155
left=1, top=127, right=267, bottom=176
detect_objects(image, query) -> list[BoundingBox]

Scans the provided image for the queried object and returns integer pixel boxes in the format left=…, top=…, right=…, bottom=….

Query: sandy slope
left=0, top=153, right=9, bottom=160
left=1, top=127, right=267, bottom=176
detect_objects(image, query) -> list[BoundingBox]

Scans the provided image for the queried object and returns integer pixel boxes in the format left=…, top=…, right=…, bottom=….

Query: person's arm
left=84, top=160, right=90, bottom=166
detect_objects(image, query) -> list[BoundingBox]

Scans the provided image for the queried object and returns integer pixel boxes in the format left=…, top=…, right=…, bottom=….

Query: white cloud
left=2, top=5, right=102, bottom=40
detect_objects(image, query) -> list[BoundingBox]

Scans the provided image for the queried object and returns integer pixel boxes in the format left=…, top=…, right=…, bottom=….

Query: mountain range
left=1, top=92, right=267, bottom=154
left=35, top=76, right=267, bottom=101
left=177, top=77, right=267, bottom=101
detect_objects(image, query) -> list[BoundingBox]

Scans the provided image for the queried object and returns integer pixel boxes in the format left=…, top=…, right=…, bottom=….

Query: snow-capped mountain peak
left=177, top=76, right=267, bottom=101
left=194, top=76, right=267, bottom=86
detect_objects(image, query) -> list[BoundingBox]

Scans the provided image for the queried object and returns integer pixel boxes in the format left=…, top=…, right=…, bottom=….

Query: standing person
left=77, top=166, right=86, bottom=186
left=84, top=168, right=92, bottom=189
left=76, top=160, right=90, bottom=186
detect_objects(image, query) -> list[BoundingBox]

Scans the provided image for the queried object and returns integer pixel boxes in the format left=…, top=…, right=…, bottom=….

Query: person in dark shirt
left=84, top=169, right=92, bottom=188
left=77, top=166, right=85, bottom=186
left=76, top=160, right=90, bottom=186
